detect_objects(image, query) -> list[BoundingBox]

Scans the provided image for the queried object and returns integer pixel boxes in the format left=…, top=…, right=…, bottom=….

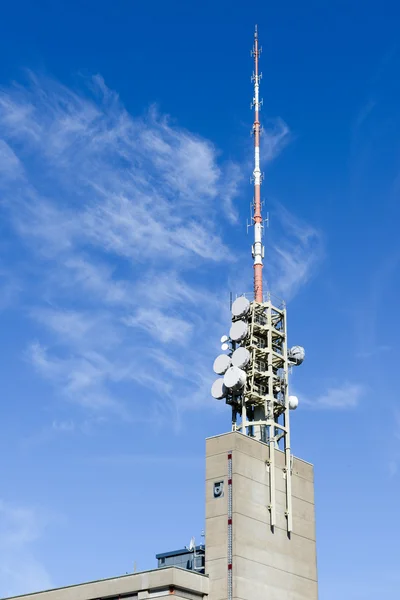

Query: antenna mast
left=252, top=24, right=264, bottom=303
left=210, top=26, right=307, bottom=535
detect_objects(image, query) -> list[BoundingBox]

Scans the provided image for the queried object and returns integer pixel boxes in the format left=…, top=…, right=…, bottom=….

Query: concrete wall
left=5, top=568, right=209, bottom=600
left=205, top=432, right=318, bottom=600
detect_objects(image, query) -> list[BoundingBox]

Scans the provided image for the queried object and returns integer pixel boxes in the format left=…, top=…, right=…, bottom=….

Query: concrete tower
left=207, top=27, right=318, bottom=600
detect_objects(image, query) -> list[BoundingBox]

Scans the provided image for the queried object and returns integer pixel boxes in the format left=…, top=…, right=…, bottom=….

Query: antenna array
left=210, top=27, right=306, bottom=533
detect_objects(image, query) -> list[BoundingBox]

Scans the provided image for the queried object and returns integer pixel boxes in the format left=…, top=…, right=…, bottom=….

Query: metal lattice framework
left=226, top=295, right=294, bottom=531
left=231, top=299, right=290, bottom=436
left=210, top=27, right=304, bottom=534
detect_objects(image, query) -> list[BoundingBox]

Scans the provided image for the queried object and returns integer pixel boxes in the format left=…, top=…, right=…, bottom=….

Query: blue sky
left=0, top=0, right=400, bottom=598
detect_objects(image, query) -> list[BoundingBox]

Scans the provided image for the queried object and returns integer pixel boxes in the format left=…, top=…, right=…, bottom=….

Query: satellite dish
left=211, top=378, right=228, bottom=400
left=232, top=347, right=251, bottom=369
left=223, top=366, right=246, bottom=391
left=229, top=320, right=248, bottom=342
left=232, top=296, right=250, bottom=319
left=288, top=395, right=299, bottom=410
left=221, top=342, right=229, bottom=351
left=289, top=346, right=305, bottom=365
left=220, top=335, right=229, bottom=343
left=213, top=354, right=231, bottom=375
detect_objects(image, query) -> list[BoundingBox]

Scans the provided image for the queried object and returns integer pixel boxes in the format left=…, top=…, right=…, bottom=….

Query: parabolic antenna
left=231, top=347, right=251, bottom=369
left=223, top=366, right=246, bottom=391
left=221, top=342, right=229, bottom=351
left=229, top=320, right=248, bottom=342
left=289, top=346, right=305, bottom=365
left=211, top=378, right=227, bottom=400
left=232, top=296, right=250, bottom=319
left=220, top=335, right=229, bottom=343
left=288, top=395, right=299, bottom=410
left=213, top=354, right=231, bottom=375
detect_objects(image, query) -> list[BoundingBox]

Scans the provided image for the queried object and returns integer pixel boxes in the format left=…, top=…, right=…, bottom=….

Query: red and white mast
left=251, top=25, right=264, bottom=303
left=211, top=27, right=305, bottom=534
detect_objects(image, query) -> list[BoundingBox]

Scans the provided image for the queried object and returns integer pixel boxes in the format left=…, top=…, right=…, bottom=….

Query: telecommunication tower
left=210, top=25, right=305, bottom=532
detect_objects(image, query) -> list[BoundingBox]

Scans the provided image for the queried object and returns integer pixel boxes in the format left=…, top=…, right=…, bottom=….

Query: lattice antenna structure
left=210, top=27, right=306, bottom=533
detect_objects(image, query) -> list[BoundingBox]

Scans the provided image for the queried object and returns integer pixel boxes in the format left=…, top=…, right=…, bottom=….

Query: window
left=195, top=556, right=204, bottom=568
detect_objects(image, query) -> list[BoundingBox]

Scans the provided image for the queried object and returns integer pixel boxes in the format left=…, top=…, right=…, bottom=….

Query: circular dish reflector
left=288, top=395, right=299, bottom=410
left=211, top=378, right=227, bottom=400
left=232, top=347, right=251, bottom=369
left=220, top=335, right=229, bottom=343
left=213, top=354, right=231, bottom=375
left=223, top=366, right=246, bottom=391
left=289, top=346, right=305, bottom=365
left=229, top=320, right=248, bottom=342
left=221, top=342, right=229, bottom=351
left=232, top=296, right=250, bottom=318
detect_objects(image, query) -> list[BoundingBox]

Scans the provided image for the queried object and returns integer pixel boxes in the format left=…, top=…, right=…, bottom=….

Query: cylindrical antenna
left=251, top=25, right=264, bottom=303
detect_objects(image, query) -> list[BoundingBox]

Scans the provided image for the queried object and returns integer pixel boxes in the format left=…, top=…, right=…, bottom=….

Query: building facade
left=4, top=568, right=208, bottom=600
left=205, top=432, right=318, bottom=600
left=156, top=547, right=205, bottom=574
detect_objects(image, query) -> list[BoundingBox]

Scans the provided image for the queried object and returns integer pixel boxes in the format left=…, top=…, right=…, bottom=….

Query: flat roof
left=205, top=431, right=314, bottom=466
left=5, top=566, right=208, bottom=600
left=156, top=546, right=204, bottom=559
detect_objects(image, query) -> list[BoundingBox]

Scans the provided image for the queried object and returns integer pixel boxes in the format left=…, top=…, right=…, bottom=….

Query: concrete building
left=205, top=432, right=318, bottom=600
left=4, top=568, right=209, bottom=600
left=156, top=547, right=205, bottom=574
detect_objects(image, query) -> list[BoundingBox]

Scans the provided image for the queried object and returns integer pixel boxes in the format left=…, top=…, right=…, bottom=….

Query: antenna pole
left=252, top=25, right=264, bottom=303
left=211, top=26, right=306, bottom=535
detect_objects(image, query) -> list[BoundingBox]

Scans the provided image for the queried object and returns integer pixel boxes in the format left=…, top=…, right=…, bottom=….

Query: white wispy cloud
left=354, top=253, right=398, bottom=359
left=0, top=140, right=23, bottom=181
left=353, top=98, right=377, bottom=131
left=0, top=71, right=319, bottom=425
left=52, top=419, right=75, bottom=433
left=0, top=500, right=42, bottom=547
left=0, top=75, right=233, bottom=264
left=31, top=307, right=120, bottom=348
left=0, top=72, right=241, bottom=419
left=261, top=117, right=291, bottom=161
left=123, top=308, right=193, bottom=345
left=28, top=342, right=130, bottom=414
left=268, top=204, right=324, bottom=300
left=0, top=500, right=52, bottom=596
left=0, top=267, right=21, bottom=310
left=59, top=256, right=134, bottom=306
left=301, top=382, right=365, bottom=410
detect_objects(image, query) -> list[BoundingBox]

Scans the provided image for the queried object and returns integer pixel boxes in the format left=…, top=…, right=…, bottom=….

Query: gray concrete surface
left=205, top=432, right=318, bottom=600
left=4, top=568, right=209, bottom=600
